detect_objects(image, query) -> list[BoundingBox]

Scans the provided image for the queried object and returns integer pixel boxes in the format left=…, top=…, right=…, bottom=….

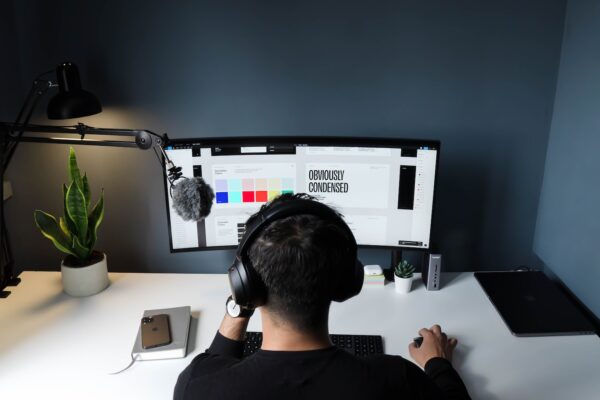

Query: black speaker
left=228, top=198, right=364, bottom=308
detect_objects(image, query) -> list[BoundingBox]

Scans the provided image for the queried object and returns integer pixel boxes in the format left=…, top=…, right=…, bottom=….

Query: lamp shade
left=46, top=62, right=102, bottom=120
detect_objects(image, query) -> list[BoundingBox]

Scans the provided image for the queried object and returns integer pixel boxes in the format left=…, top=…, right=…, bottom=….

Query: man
left=175, top=194, right=471, bottom=399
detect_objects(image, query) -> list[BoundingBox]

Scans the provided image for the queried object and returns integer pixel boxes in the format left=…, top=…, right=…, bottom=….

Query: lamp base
left=6, top=276, right=21, bottom=286
left=0, top=277, right=21, bottom=298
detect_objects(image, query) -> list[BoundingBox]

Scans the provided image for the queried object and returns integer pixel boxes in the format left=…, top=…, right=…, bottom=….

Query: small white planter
left=61, top=253, right=109, bottom=297
left=394, top=275, right=413, bottom=294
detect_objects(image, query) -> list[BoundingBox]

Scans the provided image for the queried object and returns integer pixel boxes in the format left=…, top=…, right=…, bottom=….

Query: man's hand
left=408, top=324, right=458, bottom=369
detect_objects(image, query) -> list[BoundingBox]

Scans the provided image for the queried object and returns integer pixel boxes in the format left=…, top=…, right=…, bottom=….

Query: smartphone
left=141, top=314, right=172, bottom=349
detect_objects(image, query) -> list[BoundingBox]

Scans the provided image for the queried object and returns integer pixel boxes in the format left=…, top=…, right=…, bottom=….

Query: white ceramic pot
left=61, top=253, right=109, bottom=297
left=394, top=275, right=413, bottom=294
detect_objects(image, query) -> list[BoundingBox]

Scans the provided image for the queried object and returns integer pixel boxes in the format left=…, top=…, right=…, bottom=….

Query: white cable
left=108, top=354, right=140, bottom=375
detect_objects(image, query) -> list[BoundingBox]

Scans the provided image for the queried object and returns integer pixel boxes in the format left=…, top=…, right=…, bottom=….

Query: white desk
left=1, top=272, right=598, bottom=399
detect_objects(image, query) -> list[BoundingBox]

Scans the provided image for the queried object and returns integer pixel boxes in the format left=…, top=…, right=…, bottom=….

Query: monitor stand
left=383, top=249, right=404, bottom=282
left=391, top=249, right=403, bottom=271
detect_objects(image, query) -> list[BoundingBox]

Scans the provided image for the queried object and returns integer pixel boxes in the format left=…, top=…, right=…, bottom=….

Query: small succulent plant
left=394, top=260, right=415, bottom=279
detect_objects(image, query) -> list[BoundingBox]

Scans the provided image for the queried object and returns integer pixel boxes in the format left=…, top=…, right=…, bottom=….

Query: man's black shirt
left=174, top=332, right=471, bottom=400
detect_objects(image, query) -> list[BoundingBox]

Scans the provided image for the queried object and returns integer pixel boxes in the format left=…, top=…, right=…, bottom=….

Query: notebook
left=475, top=271, right=595, bottom=336
left=131, top=306, right=191, bottom=360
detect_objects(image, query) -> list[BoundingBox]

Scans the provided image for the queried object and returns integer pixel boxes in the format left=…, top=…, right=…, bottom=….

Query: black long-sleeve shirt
left=174, top=332, right=471, bottom=400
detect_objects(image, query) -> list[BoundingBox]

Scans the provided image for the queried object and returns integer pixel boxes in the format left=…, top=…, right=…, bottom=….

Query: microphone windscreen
left=171, top=177, right=215, bottom=221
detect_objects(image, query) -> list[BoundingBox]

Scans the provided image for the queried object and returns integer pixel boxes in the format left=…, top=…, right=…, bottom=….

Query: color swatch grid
left=215, top=178, right=294, bottom=204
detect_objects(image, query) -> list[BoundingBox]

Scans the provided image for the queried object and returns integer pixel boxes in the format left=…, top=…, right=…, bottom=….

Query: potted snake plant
left=394, top=260, right=415, bottom=294
left=34, top=147, right=108, bottom=296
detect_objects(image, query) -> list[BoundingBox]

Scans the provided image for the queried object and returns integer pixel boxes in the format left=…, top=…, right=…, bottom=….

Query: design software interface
left=164, top=139, right=438, bottom=251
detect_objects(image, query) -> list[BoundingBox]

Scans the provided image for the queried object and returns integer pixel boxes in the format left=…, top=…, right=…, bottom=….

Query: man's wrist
left=218, top=313, right=250, bottom=342
left=226, top=296, right=255, bottom=318
left=424, top=357, right=453, bottom=373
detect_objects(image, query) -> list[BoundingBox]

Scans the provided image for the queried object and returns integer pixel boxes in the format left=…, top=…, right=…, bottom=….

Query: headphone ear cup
left=228, top=258, right=248, bottom=306
left=227, top=256, right=267, bottom=308
left=331, top=258, right=364, bottom=302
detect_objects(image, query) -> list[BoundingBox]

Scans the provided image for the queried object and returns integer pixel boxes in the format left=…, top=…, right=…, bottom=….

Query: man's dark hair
left=247, top=193, right=354, bottom=331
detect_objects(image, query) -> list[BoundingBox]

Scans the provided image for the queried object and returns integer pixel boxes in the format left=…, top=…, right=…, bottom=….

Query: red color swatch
left=242, top=191, right=255, bottom=203
left=255, top=191, right=268, bottom=202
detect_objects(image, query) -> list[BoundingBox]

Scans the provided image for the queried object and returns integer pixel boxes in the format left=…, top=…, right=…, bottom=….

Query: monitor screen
left=163, top=137, right=439, bottom=251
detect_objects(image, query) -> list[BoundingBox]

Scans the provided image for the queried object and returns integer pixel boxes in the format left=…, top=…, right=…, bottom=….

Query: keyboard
left=243, top=331, right=384, bottom=357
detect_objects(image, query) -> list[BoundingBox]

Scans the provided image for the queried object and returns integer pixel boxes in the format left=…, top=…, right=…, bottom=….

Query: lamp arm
left=1, top=121, right=175, bottom=186
left=10, top=71, right=55, bottom=132
left=4, top=79, right=55, bottom=169
left=1, top=122, right=167, bottom=149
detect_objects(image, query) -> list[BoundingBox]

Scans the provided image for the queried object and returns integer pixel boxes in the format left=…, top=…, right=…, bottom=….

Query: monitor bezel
left=162, top=136, right=441, bottom=253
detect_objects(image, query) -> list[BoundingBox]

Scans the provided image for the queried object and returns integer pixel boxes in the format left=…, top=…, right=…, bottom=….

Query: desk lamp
left=0, top=62, right=178, bottom=298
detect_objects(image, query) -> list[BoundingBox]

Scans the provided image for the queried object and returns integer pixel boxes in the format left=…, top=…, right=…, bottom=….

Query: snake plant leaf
left=66, top=181, right=88, bottom=244
left=87, top=189, right=104, bottom=249
left=34, top=210, right=76, bottom=257
left=72, top=234, right=91, bottom=261
left=82, top=174, right=91, bottom=208
left=63, top=183, right=77, bottom=234
left=68, top=147, right=82, bottom=188
left=59, top=217, right=72, bottom=240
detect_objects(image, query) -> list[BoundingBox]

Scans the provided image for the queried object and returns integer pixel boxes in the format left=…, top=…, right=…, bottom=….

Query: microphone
left=160, top=146, right=215, bottom=222
left=171, top=177, right=215, bottom=221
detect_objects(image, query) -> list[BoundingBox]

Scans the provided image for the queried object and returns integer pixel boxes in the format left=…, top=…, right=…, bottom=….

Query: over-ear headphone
left=228, top=198, right=364, bottom=308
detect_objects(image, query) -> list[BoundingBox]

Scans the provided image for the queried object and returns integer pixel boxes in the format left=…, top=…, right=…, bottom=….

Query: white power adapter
left=363, top=264, right=383, bottom=276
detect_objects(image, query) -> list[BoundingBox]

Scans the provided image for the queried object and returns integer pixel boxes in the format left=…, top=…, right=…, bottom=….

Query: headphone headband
left=236, top=198, right=357, bottom=261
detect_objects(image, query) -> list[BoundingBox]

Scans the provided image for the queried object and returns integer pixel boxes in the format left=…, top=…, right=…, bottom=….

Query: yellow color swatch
left=268, top=190, right=281, bottom=201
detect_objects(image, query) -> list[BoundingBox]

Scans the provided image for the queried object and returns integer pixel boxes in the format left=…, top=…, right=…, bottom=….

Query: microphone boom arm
left=2, top=122, right=167, bottom=150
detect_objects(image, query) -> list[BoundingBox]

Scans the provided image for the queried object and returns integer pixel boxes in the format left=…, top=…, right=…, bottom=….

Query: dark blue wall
left=534, top=0, right=600, bottom=318
left=0, top=0, right=22, bottom=118
left=3, top=0, right=565, bottom=273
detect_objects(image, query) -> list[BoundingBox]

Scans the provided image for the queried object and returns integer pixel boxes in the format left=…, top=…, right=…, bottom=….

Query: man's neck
left=260, top=309, right=331, bottom=351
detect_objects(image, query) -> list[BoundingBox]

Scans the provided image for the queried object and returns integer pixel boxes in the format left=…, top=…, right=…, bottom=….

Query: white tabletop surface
left=1, top=271, right=599, bottom=400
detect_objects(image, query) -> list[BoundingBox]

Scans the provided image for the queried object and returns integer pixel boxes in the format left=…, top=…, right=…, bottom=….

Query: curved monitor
left=163, top=136, right=439, bottom=251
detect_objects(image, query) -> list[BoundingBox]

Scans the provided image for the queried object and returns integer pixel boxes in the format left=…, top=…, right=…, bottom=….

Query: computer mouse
left=413, top=336, right=423, bottom=348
